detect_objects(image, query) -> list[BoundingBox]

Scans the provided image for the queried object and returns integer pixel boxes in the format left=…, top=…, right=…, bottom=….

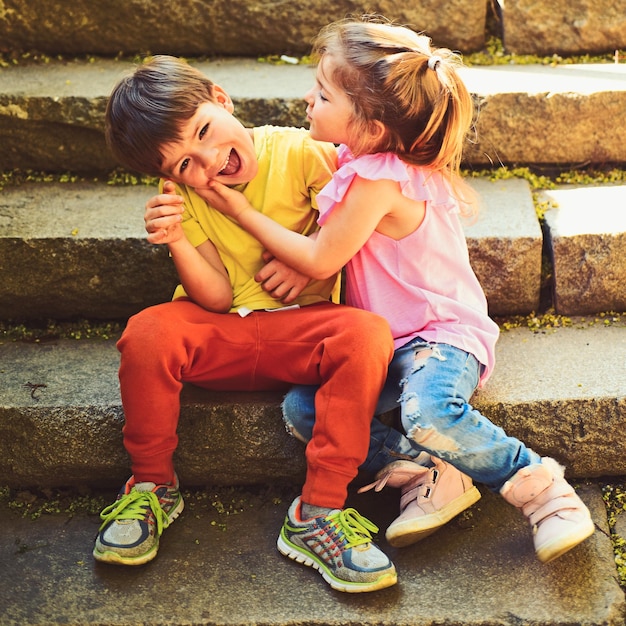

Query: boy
left=95, top=55, right=400, bottom=593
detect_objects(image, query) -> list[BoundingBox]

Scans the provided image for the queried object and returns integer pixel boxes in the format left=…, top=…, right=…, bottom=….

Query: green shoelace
left=99, top=489, right=171, bottom=535
left=324, top=508, right=379, bottom=548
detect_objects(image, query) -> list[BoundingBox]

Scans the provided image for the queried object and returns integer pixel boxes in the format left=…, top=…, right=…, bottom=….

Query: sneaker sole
left=386, top=486, right=482, bottom=548
left=277, top=530, right=397, bottom=593
left=93, top=496, right=185, bottom=566
left=536, top=518, right=596, bottom=563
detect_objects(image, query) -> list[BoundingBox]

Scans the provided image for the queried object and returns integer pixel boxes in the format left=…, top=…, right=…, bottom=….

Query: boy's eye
left=179, top=158, right=190, bottom=174
left=199, top=124, right=208, bottom=139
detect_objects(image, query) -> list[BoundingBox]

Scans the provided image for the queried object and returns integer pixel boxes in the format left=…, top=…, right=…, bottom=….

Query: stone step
left=1, top=321, right=624, bottom=490
left=1, top=317, right=624, bottom=625
left=2, top=176, right=625, bottom=321
left=1, top=0, right=624, bottom=58
left=0, top=58, right=625, bottom=173
left=0, top=480, right=622, bottom=626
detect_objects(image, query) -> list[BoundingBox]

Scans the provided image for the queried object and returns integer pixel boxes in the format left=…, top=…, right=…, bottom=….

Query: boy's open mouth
left=219, top=149, right=241, bottom=176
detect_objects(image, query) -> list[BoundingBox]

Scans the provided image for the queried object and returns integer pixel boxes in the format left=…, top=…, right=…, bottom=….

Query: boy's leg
left=96, top=299, right=391, bottom=569
left=116, top=299, right=288, bottom=485
left=95, top=299, right=289, bottom=565
left=252, top=302, right=397, bottom=592
left=252, top=302, right=394, bottom=508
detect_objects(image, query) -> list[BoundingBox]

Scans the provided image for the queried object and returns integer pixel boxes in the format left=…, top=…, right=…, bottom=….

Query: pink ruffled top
left=317, top=146, right=499, bottom=385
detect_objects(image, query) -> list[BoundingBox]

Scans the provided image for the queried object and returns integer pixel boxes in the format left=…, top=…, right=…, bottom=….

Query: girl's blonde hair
left=312, top=15, right=476, bottom=209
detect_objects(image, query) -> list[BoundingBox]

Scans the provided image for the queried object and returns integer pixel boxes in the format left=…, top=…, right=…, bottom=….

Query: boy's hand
left=194, top=181, right=252, bottom=220
left=144, top=180, right=185, bottom=244
left=256, top=251, right=311, bottom=304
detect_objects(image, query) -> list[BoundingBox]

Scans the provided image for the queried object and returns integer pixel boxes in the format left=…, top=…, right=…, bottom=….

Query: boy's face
left=160, top=86, right=258, bottom=189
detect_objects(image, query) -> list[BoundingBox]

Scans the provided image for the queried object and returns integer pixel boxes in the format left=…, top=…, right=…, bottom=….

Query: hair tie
left=428, top=55, right=442, bottom=71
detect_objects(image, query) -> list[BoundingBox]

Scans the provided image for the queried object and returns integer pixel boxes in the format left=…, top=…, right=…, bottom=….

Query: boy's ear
left=212, top=84, right=235, bottom=113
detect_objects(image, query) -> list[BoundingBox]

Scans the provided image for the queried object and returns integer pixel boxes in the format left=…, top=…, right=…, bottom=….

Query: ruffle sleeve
left=317, top=145, right=455, bottom=225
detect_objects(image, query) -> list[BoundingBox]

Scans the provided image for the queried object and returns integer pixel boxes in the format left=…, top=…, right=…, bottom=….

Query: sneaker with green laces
left=93, top=475, right=184, bottom=565
left=277, top=496, right=397, bottom=593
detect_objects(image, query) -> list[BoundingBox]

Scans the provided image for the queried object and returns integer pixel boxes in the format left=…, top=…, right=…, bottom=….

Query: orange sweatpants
left=117, top=299, right=393, bottom=509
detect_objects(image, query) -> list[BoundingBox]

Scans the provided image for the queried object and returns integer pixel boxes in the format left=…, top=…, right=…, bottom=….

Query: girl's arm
left=197, top=176, right=396, bottom=280
left=145, top=182, right=233, bottom=312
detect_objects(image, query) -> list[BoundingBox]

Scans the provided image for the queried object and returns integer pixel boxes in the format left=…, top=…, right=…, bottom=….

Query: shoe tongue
left=133, top=482, right=157, bottom=493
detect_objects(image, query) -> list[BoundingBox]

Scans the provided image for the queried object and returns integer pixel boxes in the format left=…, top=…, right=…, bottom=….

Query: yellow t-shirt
left=167, top=125, right=338, bottom=312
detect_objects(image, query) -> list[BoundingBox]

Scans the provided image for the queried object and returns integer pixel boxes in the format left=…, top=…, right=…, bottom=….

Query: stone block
left=541, top=185, right=626, bottom=315
left=460, top=63, right=626, bottom=167
left=1, top=324, right=625, bottom=489
left=0, top=0, right=487, bottom=57
left=0, top=182, right=178, bottom=321
left=465, top=177, right=542, bottom=315
left=1, top=60, right=625, bottom=173
left=500, top=0, right=626, bottom=55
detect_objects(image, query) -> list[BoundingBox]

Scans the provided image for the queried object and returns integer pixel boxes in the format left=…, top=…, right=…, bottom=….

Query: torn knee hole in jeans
left=411, top=345, right=445, bottom=373
left=403, top=390, right=459, bottom=453
left=407, top=422, right=459, bottom=452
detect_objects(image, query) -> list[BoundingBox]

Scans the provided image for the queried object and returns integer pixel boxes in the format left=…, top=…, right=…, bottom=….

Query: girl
left=200, top=16, right=594, bottom=563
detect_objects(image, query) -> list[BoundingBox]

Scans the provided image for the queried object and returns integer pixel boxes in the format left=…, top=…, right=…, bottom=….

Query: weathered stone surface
left=1, top=323, right=624, bottom=489
left=1, top=59, right=625, bottom=174
left=0, top=183, right=178, bottom=321
left=465, top=177, right=542, bottom=315
left=460, top=63, right=626, bottom=167
left=0, top=337, right=302, bottom=489
left=501, top=0, right=626, bottom=55
left=0, top=0, right=487, bottom=57
left=0, top=178, right=540, bottom=321
left=541, top=184, right=626, bottom=315
left=473, top=323, right=626, bottom=478
left=0, top=484, right=622, bottom=626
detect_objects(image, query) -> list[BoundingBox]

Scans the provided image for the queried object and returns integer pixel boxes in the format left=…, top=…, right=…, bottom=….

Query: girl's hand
left=256, top=251, right=311, bottom=304
left=194, top=180, right=253, bottom=220
left=144, top=180, right=185, bottom=245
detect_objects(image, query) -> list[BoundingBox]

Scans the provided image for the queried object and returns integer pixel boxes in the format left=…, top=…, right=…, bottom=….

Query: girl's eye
left=199, top=124, right=208, bottom=139
left=179, top=158, right=190, bottom=174
left=318, top=91, right=329, bottom=102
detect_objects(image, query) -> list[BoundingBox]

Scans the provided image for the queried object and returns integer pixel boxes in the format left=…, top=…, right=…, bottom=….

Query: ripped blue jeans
left=282, top=337, right=540, bottom=491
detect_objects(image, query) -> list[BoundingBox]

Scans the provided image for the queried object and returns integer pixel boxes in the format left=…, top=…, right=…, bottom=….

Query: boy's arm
left=145, top=181, right=233, bottom=313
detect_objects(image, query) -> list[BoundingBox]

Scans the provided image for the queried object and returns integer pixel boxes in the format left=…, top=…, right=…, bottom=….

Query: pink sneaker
left=361, top=456, right=481, bottom=548
left=500, top=457, right=595, bottom=562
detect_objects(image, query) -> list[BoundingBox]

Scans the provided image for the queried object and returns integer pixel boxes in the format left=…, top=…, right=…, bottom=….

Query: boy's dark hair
left=105, top=55, right=216, bottom=177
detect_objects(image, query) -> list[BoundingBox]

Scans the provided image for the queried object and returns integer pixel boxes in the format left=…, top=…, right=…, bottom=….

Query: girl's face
left=304, top=55, right=354, bottom=147
left=160, top=86, right=258, bottom=190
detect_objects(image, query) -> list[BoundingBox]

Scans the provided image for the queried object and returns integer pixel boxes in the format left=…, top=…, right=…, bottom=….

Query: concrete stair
left=1, top=1, right=626, bottom=625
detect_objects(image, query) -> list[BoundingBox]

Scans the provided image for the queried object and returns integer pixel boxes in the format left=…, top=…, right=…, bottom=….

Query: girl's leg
left=399, top=341, right=539, bottom=490
left=283, top=375, right=424, bottom=475
left=398, top=341, right=593, bottom=561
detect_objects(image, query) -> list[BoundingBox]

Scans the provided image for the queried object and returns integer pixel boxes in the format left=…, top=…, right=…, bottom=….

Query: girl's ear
left=212, top=84, right=235, bottom=113
left=369, top=120, right=388, bottom=145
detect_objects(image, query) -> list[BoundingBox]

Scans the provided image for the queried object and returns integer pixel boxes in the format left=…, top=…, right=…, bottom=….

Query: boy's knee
left=118, top=305, right=176, bottom=355
left=345, top=310, right=393, bottom=353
